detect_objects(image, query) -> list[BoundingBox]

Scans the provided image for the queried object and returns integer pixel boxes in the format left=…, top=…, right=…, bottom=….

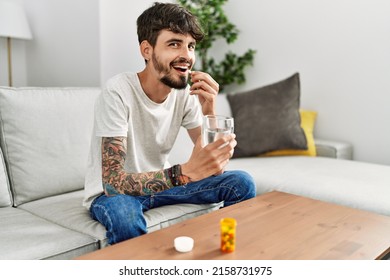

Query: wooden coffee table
left=77, top=191, right=390, bottom=260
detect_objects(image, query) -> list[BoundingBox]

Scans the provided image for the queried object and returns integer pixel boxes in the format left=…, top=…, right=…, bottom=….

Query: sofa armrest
left=314, top=138, right=353, bottom=160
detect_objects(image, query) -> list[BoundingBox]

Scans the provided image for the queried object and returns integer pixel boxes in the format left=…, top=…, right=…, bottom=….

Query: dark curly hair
left=137, top=2, right=205, bottom=47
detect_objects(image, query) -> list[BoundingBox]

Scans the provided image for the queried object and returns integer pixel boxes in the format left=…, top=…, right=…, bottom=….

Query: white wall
left=219, top=0, right=390, bottom=165
left=22, top=0, right=100, bottom=86
left=4, top=0, right=389, bottom=165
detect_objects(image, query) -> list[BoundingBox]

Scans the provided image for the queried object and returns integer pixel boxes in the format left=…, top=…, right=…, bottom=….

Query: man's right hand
left=181, top=133, right=237, bottom=181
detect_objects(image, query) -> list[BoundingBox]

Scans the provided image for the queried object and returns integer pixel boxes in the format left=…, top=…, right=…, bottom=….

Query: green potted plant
left=177, top=0, right=256, bottom=91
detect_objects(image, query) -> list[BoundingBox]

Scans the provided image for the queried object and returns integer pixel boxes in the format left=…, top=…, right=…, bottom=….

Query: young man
left=83, top=2, right=255, bottom=245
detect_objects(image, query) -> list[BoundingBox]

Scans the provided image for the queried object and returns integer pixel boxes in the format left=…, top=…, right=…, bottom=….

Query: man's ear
left=140, top=40, right=152, bottom=62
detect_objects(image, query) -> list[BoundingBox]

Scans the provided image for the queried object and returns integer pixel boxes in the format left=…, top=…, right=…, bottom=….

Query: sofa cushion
left=19, top=190, right=108, bottom=247
left=226, top=73, right=307, bottom=158
left=0, top=207, right=98, bottom=260
left=19, top=190, right=223, bottom=248
left=262, top=110, right=317, bottom=157
left=0, top=87, right=101, bottom=206
left=0, top=147, right=12, bottom=207
left=227, top=156, right=390, bottom=217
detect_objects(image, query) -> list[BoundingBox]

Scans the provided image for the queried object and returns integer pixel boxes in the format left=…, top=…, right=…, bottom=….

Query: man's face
left=151, top=30, right=196, bottom=89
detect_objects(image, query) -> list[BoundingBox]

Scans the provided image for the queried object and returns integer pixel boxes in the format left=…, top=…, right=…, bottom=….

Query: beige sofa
left=1, top=86, right=389, bottom=260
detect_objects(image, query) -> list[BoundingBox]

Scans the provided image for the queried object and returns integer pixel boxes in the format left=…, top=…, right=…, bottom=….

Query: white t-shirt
left=83, top=72, right=202, bottom=209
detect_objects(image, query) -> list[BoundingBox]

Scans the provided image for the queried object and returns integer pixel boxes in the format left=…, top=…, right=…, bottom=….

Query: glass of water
left=202, top=115, right=234, bottom=147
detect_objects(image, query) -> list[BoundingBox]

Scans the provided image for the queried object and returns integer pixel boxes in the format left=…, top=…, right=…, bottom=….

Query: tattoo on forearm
left=101, top=137, right=173, bottom=196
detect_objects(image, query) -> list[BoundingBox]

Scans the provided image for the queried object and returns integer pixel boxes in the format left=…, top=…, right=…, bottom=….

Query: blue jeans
left=90, top=170, right=256, bottom=245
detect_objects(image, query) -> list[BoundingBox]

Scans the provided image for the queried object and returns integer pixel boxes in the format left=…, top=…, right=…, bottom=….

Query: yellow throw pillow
left=262, top=110, right=317, bottom=157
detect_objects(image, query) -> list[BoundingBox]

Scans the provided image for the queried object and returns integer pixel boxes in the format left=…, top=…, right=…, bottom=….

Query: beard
left=152, top=53, right=190, bottom=89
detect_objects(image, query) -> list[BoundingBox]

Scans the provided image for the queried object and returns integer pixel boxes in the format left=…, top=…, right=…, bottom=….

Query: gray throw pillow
left=226, top=73, right=307, bottom=158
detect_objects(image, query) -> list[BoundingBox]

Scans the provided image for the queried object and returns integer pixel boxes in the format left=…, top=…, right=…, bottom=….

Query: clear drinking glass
left=202, top=115, right=234, bottom=147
